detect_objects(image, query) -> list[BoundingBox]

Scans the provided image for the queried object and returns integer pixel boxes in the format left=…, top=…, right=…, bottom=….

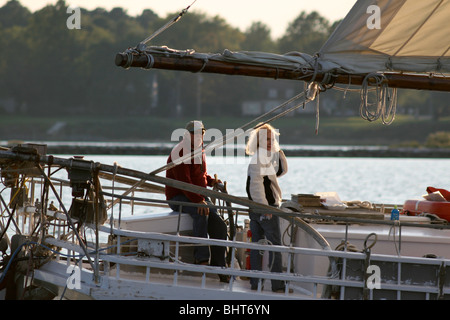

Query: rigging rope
left=359, top=73, right=398, bottom=125
left=111, top=88, right=317, bottom=208
left=150, top=88, right=316, bottom=175
left=139, top=0, right=198, bottom=48
left=123, top=1, right=324, bottom=175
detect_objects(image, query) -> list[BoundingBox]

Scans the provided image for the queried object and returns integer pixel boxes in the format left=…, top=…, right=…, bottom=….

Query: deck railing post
left=340, top=223, right=350, bottom=300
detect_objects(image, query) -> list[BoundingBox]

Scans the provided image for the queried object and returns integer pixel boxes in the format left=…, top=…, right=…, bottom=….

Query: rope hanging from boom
left=359, top=73, right=398, bottom=125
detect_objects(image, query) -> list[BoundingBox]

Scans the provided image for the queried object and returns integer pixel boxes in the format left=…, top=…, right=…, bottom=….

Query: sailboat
left=115, top=0, right=450, bottom=92
left=1, top=0, right=450, bottom=300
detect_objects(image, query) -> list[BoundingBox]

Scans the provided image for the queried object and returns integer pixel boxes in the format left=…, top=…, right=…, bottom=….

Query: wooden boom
left=115, top=51, right=450, bottom=92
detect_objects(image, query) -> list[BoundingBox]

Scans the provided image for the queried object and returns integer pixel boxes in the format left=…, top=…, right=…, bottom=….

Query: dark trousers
left=169, top=194, right=227, bottom=267
left=249, top=211, right=284, bottom=291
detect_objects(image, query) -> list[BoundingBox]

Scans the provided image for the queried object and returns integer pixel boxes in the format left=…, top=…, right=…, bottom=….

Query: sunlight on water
left=87, top=155, right=450, bottom=205
left=3, top=154, right=449, bottom=244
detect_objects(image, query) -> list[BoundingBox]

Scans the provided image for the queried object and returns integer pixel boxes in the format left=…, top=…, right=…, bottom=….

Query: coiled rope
left=360, top=73, right=398, bottom=125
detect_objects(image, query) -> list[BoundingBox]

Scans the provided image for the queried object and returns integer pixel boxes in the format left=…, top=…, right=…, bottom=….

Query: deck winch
left=66, top=157, right=92, bottom=198
left=65, top=157, right=108, bottom=225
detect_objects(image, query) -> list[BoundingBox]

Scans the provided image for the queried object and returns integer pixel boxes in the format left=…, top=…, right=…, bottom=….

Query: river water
left=2, top=152, right=449, bottom=252
left=84, top=154, right=450, bottom=206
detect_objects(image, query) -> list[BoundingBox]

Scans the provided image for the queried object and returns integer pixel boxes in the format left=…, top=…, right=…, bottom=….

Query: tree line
left=0, top=0, right=447, bottom=119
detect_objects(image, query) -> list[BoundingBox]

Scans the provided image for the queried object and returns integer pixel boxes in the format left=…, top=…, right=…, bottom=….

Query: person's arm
left=206, top=174, right=222, bottom=187
left=171, top=163, right=205, bottom=203
left=276, top=150, right=288, bottom=177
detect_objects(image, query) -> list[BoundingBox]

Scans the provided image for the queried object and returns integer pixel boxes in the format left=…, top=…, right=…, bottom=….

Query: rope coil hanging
left=359, top=73, right=398, bottom=125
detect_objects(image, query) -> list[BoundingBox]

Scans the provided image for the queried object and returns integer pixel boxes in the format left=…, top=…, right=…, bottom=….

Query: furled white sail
left=318, top=0, right=450, bottom=74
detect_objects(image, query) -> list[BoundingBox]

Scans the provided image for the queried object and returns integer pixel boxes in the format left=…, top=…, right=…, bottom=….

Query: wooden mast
left=115, top=51, right=450, bottom=92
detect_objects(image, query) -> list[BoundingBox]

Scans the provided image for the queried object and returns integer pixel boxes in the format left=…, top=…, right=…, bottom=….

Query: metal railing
left=3, top=158, right=450, bottom=300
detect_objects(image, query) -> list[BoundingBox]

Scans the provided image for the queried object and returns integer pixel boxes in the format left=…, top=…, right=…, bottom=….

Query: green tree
left=0, top=0, right=30, bottom=28
left=0, top=0, right=31, bottom=110
left=241, top=21, right=276, bottom=52
left=149, top=11, right=247, bottom=117
left=278, top=11, right=330, bottom=54
left=18, top=0, right=83, bottom=114
left=76, top=6, right=154, bottom=115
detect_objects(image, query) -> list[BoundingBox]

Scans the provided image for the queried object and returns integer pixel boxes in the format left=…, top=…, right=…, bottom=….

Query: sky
left=0, top=0, right=357, bottom=38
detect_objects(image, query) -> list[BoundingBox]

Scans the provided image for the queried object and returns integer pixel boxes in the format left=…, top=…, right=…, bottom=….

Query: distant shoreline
left=2, top=142, right=448, bottom=158
left=50, top=146, right=449, bottom=158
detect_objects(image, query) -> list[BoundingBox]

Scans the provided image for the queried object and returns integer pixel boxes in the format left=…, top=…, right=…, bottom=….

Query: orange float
left=403, top=199, right=450, bottom=221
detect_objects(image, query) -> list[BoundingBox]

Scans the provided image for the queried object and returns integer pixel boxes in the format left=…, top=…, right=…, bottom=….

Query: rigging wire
left=139, top=0, right=198, bottom=48
left=150, top=89, right=316, bottom=176
left=122, top=0, right=323, bottom=174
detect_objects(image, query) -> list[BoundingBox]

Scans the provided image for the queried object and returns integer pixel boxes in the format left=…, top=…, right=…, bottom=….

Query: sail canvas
left=319, top=0, right=450, bottom=74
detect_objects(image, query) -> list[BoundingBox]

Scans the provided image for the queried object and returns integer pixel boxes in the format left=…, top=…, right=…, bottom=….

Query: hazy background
left=0, top=0, right=448, bottom=147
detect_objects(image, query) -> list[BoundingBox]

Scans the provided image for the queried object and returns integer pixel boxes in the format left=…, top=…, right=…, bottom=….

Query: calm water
left=3, top=153, right=449, bottom=246
left=85, top=155, right=450, bottom=206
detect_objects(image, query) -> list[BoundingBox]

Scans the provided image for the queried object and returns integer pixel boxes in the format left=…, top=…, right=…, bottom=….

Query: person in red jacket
left=165, top=121, right=228, bottom=280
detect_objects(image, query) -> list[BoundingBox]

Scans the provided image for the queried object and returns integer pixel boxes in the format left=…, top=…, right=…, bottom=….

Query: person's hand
left=197, top=200, right=210, bottom=216
left=212, top=174, right=222, bottom=187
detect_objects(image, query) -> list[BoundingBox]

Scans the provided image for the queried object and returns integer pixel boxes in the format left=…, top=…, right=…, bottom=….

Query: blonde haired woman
left=245, top=123, right=288, bottom=292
